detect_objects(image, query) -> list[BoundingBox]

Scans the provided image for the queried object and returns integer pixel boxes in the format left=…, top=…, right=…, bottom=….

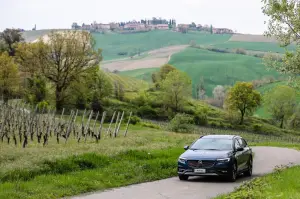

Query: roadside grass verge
left=215, top=165, right=300, bottom=199
left=0, top=147, right=183, bottom=199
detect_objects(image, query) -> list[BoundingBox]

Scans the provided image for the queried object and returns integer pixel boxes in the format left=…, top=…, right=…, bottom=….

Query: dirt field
left=229, top=34, right=278, bottom=43
left=101, top=45, right=188, bottom=71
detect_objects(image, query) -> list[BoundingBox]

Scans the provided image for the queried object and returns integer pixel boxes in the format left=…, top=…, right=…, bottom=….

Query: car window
left=239, top=138, right=247, bottom=147
left=234, top=138, right=241, bottom=149
left=190, top=138, right=233, bottom=150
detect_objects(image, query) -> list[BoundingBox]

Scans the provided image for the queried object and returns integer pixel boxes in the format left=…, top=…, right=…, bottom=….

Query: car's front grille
left=187, top=160, right=215, bottom=168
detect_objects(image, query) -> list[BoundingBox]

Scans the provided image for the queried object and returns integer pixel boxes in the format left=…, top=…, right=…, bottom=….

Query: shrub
left=235, top=48, right=247, bottom=55
left=194, top=110, right=208, bottom=126
left=129, top=115, right=141, bottom=125
left=137, top=105, right=158, bottom=119
left=141, top=122, right=161, bottom=129
left=169, top=113, right=195, bottom=133
left=209, top=121, right=218, bottom=128
left=252, top=123, right=262, bottom=132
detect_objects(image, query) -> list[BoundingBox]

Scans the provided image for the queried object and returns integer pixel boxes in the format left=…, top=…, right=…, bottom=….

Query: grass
left=215, top=165, right=300, bottom=199
left=254, top=81, right=300, bottom=118
left=93, top=30, right=232, bottom=60
left=121, top=47, right=281, bottom=97
left=1, top=121, right=300, bottom=199
left=212, top=41, right=295, bottom=53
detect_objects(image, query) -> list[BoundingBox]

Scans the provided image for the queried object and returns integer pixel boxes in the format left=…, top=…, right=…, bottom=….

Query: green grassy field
left=119, top=47, right=281, bottom=97
left=212, top=41, right=295, bottom=53
left=1, top=121, right=300, bottom=199
left=215, top=165, right=300, bottom=199
left=93, top=30, right=232, bottom=60
left=254, top=81, right=300, bottom=118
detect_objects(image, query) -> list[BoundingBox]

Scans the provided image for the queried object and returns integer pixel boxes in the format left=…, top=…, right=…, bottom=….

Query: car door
left=237, top=138, right=250, bottom=170
left=233, top=138, right=243, bottom=171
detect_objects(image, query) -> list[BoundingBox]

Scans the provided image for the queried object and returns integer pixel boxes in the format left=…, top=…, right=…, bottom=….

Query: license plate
left=194, top=169, right=206, bottom=173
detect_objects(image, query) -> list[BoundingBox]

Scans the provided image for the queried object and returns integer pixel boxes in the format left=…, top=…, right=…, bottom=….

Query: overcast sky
left=0, top=0, right=269, bottom=34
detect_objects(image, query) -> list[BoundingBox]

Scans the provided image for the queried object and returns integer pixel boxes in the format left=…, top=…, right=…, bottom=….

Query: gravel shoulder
left=70, top=147, right=300, bottom=199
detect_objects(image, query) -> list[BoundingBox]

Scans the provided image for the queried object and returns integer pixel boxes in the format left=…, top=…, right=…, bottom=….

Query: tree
left=262, top=0, right=300, bottom=87
left=0, top=52, right=20, bottom=102
left=24, top=74, right=48, bottom=105
left=16, top=30, right=102, bottom=110
left=224, top=82, right=261, bottom=124
left=0, top=28, right=24, bottom=56
left=263, top=85, right=296, bottom=128
left=212, top=85, right=226, bottom=107
left=289, top=104, right=300, bottom=130
left=196, top=76, right=206, bottom=100
left=152, top=64, right=176, bottom=88
left=161, top=70, right=192, bottom=112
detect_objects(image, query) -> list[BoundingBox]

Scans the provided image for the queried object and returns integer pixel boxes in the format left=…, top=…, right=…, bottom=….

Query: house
left=124, top=22, right=145, bottom=30
left=212, top=28, right=233, bottom=34
left=81, top=23, right=92, bottom=30
left=156, top=24, right=169, bottom=30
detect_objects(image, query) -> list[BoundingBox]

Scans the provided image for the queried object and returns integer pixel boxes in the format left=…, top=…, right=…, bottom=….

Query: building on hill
left=124, top=21, right=146, bottom=30
left=156, top=24, right=169, bottom=30
left=212, top=28, right=233, bottom=34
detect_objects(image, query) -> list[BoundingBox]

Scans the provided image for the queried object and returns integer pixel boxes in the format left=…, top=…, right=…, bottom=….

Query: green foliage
left=24, top=75, right=48, bottom=105
left=161, top=70, right=192, bottom=112
left=263, top=85, right=297, bottom=128
left=194, top=107, right=208, bottom=126
left=141, top=122, right=161, bottom=129
left=225, top=82, right=261, bottom=124
left=129, top=115, right=141, bottom=125
left=289, top=105, right=300, bottom=130
left=152, top=64, right=176, bottom=88
left=137, top=105, right=158, bottom=119
left=0, top=28, right=24, bottom=56
left=0, top=52, right=20, bottom=102
left=262, top=0, right=300, bottom=87
left=169, top=113, right=195, bottom=133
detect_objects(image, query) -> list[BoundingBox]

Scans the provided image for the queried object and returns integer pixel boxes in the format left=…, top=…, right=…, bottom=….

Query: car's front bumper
left=178, top=160, right=233, bottom=176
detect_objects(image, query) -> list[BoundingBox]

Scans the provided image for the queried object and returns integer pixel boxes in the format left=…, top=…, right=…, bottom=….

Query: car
left=177, top=135, right=253, bottom=182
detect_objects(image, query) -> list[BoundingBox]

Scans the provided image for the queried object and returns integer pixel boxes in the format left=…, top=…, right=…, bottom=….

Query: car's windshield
left=190, top=138, right=232, bottom=150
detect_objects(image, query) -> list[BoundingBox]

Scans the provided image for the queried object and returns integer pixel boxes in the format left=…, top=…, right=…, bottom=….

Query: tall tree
left=224, top=82, right=261, bottom=124
left=16, top=30, right=102, bottom=110
left=161, top=70, right=192, bottom=112
left=212, top=85, right=226, bottom=107
left=0, top=28, right=24, bottom=56
left=152, top=64, right=176, bottom=88
left=263, top=85, right=296, bottom=128
left=262, top=0, right=300, bottom=87
left=0, top=52, right=20, bottom=102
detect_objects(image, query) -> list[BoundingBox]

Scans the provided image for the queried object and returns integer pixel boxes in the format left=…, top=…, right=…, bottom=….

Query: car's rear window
left=190, top=138, right=232, bottom=150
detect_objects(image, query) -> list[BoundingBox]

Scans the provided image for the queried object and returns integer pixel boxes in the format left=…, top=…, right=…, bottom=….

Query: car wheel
left=228, top=162, right=237, bottom=182
left=244, top=157, right=253, bottom=177
left=178, top=175, right=189, bottom=181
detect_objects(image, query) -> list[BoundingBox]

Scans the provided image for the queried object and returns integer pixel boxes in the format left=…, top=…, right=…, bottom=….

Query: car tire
left=178, top=175, right=189, bottom=181
left=228, top=162, right=237, bottom=182
left=244, top=157, right=253, bottom=177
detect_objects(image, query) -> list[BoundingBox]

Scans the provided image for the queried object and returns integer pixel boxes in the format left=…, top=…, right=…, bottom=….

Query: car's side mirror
left=236, top=147, right=244, bottom=152
left=184, top=145, right=189, bottom=150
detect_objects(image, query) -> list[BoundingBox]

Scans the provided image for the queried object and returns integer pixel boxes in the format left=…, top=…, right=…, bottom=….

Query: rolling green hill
left=120, top=47, right=281, bottom=97
left=255, top=81, right=300, bottom=118
left=92, top=30, right=232, bottom=60
left=212, top=41, right=295, bottom=53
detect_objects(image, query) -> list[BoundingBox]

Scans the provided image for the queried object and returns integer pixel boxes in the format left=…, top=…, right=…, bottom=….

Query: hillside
left=92, top=30, right=232, bottom=60
left=255, top=81, right=300, bottom=118
left=212, top=41, right=295, bottom=53
left=120, top=47, right=281, bottom=97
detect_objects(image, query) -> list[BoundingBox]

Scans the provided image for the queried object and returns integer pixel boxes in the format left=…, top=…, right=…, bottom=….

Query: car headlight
left=217, top=158, right=230, bottom=163
left=178, top=157, right=187, bottom=164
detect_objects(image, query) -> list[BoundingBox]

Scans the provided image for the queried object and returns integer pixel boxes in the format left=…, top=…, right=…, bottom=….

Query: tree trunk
left=55, top=87, right=63, bottom=111
left=280, top=116, right=284, bottom=128
left=239, top=110, right=245, bottom=125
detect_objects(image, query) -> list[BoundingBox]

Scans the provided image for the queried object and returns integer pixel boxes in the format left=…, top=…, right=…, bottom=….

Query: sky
left=0, top=0, right=269, bottom=34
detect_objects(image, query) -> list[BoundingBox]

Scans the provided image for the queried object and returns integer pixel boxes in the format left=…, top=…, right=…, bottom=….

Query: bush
left=252, top=123, right=262, bottom=132
left=129, top=115, right=141, bottom=125
left=141, top=122, right=161, bottom=129
left=169, top=113, right=195, bottom=133
left=137, top=105, right=158, bottom=119
left=235, top=48, right=247, bottom=55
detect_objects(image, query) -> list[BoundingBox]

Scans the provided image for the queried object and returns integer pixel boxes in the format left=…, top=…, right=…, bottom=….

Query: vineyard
left=0, top=101, right=132, bottom=148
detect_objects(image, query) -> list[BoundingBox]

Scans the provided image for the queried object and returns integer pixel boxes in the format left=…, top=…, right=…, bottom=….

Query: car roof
left=200, top=135, right=241, bottom=139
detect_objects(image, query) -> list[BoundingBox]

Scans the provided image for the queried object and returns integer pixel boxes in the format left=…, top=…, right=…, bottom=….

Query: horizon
left=1, top=0, right=269, bottom=34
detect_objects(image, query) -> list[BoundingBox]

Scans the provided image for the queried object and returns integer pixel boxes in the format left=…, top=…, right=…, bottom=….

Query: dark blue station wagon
left=177, top=135, right=253, bottom=182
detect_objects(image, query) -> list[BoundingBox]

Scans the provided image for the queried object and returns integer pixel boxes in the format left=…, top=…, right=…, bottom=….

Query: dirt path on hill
left=70, top=146, right=300, bottom=199
left=101, top=45, right=188, bottom=71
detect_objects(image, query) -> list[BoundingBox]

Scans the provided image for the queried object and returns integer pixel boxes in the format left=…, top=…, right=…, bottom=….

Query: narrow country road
left=70, top=147, right=300, bottom=199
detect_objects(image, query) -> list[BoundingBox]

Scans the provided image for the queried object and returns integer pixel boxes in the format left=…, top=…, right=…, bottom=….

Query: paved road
left=70, top=147, right=300, bottom=199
